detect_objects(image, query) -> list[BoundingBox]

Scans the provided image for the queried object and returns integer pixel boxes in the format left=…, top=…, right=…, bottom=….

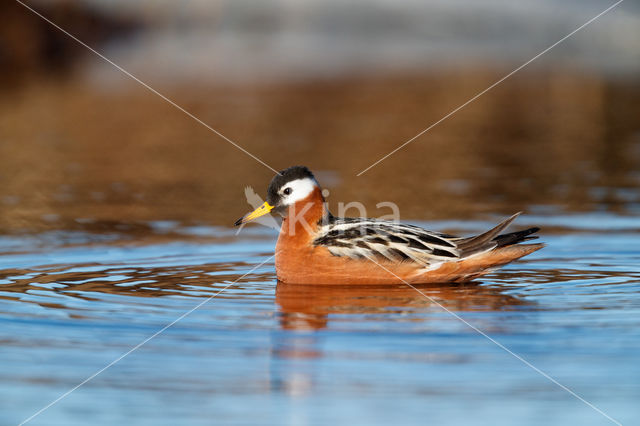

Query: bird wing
left=312, top=213, right=532, bottom=265
left=312, top=217, right=461, bottom=265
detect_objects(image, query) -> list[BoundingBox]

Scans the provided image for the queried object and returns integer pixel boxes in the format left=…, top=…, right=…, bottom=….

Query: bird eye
left=283, top=187, right=292, bottom=195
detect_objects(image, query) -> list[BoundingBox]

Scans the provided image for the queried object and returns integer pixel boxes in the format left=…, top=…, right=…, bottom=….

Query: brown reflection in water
left=1, top=71, right=638, bottom=233
left=275, top=280, right=529, bottom=331
left=270, top=279, right=530, bottom=396
left=0, top=262, right=270, bottom=314
left=271, top=280, right=531, bottom=394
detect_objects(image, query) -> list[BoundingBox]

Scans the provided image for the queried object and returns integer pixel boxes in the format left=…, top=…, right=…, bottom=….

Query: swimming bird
left=235, top=166, right=543, bottom=284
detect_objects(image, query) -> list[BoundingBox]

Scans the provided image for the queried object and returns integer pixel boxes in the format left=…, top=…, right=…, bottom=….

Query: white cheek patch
left=282, top=178, right=317, bottom=205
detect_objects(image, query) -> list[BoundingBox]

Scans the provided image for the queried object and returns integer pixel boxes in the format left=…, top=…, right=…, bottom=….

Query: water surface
left=1, top=214, right=639, bottom=425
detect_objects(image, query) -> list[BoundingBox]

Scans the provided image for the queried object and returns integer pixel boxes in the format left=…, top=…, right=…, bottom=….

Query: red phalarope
left=235, top=166, right=543, bottom=284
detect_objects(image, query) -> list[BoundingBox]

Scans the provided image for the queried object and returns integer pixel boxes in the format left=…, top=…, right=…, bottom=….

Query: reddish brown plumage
left=274, top=188, right=543, bottom=285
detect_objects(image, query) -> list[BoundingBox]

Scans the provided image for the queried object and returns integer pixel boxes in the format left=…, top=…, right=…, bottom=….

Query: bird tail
left=494, top=227, right=540, bottom=247
left=456, top=213, right=540, bottom=257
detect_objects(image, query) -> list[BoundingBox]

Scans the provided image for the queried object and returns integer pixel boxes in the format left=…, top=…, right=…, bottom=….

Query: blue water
left=1, top=214, right=639, bottom=425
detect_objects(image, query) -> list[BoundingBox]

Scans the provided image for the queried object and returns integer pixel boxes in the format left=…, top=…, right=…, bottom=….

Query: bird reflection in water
left=268, top=280, right=531, bottom=397
left=275, top=280, right=530, bottom=331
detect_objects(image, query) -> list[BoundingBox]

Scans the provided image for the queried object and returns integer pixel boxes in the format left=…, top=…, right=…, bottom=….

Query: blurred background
left=3, top=2, right=640, bottom=426
left=1, top=0, right=639, bottom=233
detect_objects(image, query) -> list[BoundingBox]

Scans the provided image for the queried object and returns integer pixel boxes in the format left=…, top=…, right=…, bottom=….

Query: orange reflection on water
left=276, top=280, right=529, bottom=331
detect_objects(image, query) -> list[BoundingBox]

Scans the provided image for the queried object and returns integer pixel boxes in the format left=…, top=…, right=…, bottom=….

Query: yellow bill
left=234, top=202, right=274, bottom=226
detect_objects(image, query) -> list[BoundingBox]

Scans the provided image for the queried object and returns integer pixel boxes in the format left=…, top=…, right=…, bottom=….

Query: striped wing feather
left=313, top=213, right=533, bottom=266
left=313, top=218, right=459, bottom=265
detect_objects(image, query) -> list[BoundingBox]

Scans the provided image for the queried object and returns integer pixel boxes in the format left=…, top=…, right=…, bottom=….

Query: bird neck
left=280, top=187, right=328, bottom=244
